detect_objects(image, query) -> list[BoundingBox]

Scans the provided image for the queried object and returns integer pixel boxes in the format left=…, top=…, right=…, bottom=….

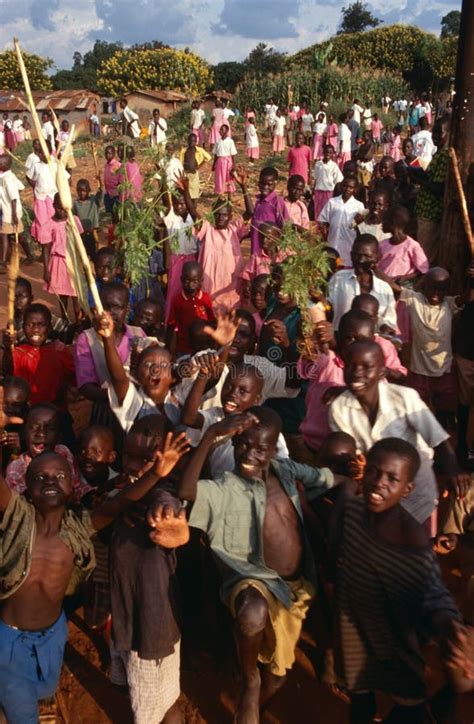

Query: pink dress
left=208, top=108, right=226, bottom=145
left=44, top=215, right=84, bottom=296
left=371, top=119, right=383, bottom=141
left=197, top=218, right=247, bottom=310
left=284, top=199, right=310, bottom=229
left=287, top=145, right=312, bottom=184
left=214, top=157, right=235, bottom=194
left=240, top=252, right=272, bottom=282
left=122, top=160, right=143, bottom=203
left=388, top=135, right=401, bottom=162
left=312, top=133, right=325, bottom=161
left=326, top=123, right=338, bottom=149
left=273, top=134, right=286, bottom=153
left=379, top=236, right=429, bottom=342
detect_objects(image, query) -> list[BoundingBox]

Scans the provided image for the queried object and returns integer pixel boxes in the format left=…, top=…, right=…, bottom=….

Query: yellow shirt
left=178, top=145, right=211, bottom=167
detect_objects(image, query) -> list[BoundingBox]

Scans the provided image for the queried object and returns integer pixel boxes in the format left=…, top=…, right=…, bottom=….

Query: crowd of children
left=0, top=90, right=473, bottom=724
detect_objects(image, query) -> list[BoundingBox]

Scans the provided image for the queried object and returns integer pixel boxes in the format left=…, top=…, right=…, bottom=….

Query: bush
left=234, top=66, right=409, bottom=113
left=97, top=48, right=213, bottom=97
left=0, top=50, right=52, bottom=90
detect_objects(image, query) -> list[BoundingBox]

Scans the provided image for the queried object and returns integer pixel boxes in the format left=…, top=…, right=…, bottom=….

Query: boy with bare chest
left=0, top=396, right=189, bottom=724
left=171, top=406, right=344, bottom=724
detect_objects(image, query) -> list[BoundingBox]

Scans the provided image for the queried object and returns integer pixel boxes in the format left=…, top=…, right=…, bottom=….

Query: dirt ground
left=1, top=128, right=473, bottom=723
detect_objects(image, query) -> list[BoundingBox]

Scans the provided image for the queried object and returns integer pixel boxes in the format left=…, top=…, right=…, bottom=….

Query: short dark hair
left=128, top=413, right=171, bottom=444
left=100, top=281, right=129, bottom=305
left=339, top=309, right=375, bottom=335
left=245, top=405, right=282, bottom=438
left=235, top=309, right=257, bottom=335
left=181, top=261, right=202, bottom=278
left=26, top=402, right=60, bottom=424
left=23, top=303, right=52, bottom=326
left=16, top=277, right=33, bottom=295
left=353, top=233, right=379, bottom=250
left=76, top=178, right=91, bottom=191
left=351, top=293, right=379, bottom=313
left=229, top=363, right=263, bottom=393
left=288, top=174, right=305, bottom=187
left=3, top=375, right=31, bottom=398
left=259, top=166, right=279, bottom=181
left=26, top=451, right=70, bottom=487
left=78, top=425, right=115, bottom=448
left=95, top=246, right=115, bottom=260
left=367, top=438, right=421, bottom=479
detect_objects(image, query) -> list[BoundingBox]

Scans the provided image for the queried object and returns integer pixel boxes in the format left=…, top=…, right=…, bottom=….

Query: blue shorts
left=0, top=612, right=68, bottom=724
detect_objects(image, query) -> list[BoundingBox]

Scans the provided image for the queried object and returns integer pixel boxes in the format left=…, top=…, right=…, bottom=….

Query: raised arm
left=233, top=166, right=254, bottom=219
left=91, top=432, right=190, bottom=530
left=0, top=399, right=24, bottom=511
left=180, top=353, right=222, bottom=428
left=92, top=310, right=130, bottom=405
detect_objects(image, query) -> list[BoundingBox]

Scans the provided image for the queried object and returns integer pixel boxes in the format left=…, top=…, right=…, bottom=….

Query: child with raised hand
left=318, top=175, right=365, bottom=268
left=158, top=184, right=198, bottom=323
left=212, top=123, right=237, bottom=194
left=167, top=406, right=346, bottom=722
left=332, top=438, right=472, bottom=721
left=329, top=339, right=471, bottom=526
left=103, top=144, right=121, bottom=219
left=177, top=169, right=251, bottom=310
left=41, top=192, right=83, bottom=321
left=72, top=177, right=103, bottom=259
left=298, top=309, right=406, bottom=460
left=178, top=132, right=211, bottom=199
left=92, top=307, right=179, bottom=432
left=245, top=116, right=259, bottom=162
left=166, top=260, right=215, bottom=356
left=4, top=402, right=88, bottom=500
left=3, top=302, right=75, bottom=409
left=0, top=393, right=189, bottom=724
left=327, top=233, right=397, bottom=331
left=284, top=174, right=310, bottom=229
left=108, top=415, right=191, bottom=723
left=312, top=143, right=343, bottom=221
left=287, top=131, right=312, bottom=185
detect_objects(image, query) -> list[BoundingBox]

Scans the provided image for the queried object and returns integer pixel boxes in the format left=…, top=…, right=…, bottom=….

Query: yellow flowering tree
left=0, top=50, right=52, bottom=90
left=97, top=48, right=213, bottom=97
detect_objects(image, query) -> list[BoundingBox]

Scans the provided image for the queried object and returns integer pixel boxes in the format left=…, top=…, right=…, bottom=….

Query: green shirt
left=416, top=147, right=448, bottom=222
left=189, top=459, right=334, bottom=608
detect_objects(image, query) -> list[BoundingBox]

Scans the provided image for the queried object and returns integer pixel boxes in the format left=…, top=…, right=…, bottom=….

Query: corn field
left=233, top=65, right=409, bottom=113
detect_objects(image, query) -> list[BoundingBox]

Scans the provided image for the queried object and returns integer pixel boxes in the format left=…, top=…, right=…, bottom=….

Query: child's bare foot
left=259, top=669, right=286, bottom=708
left=235, top=671, right=261, bottom=724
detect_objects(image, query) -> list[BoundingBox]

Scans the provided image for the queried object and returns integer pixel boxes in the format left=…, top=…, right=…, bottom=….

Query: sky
left=0, top=0, right=462, bottom=70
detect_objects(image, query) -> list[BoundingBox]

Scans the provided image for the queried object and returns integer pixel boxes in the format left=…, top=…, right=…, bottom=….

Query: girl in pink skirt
left=337, top=112, right=352, bottom=170
left=272, top=109, right=286, bottom=153
left=212, top=125, right=237, bottom=194
left=312, top=113, right=327, bottom=161
left=312, top=144, right=343, bottom=220
left=42, top=193, right=83, bottom=321
left=388, top=126, right=402, bottom=162
left=326, top=114, right=338, bottom=150
left=245, top=117, right=259, bottom=161
left=208, top=101, right=226, bottom=146
left=30, top=149, right=62, bottom=244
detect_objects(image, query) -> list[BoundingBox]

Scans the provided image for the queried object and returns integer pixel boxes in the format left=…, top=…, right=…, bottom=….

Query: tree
left=440, top=10, right=461, bottom=38
left=132, top=40, right=169, bottom=51
left=211, top=62, right=246, bottom=92
left=51, top=40, right=124, bottom=91
left=0, top=50, right=52, bottom=90
left=338, top=1, right=381, bottom=34
left=97, top=47, right=213, bottom=96
left=244, top=43, right=286, bottom=78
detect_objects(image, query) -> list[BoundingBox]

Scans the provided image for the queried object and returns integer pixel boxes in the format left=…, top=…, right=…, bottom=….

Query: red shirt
left=168, top=290, right=215, bottom=354
left=12, top=341, right=75, bottom=406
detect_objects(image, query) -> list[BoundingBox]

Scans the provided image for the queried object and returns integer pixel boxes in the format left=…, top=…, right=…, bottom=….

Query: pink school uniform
left=388, top=134, right=401, bottom=162
left=240, top=251, right=272, bottom=283
left=30, top=160, right=61, bottom=243
left=197, top=218, right=247, bottom=310
left=272, top=116, right=286, bottom=153
left=284, top=199, right=310, bottom=229
left=209, top=107, right=226, bottom=145
left=312, top=159, right=343, bottom=220
left=213, top=137, right=237, bottom=194
left=122, top=160, right=143, bottom=203
left=299, top=338, right=406, bottom=450
left=43, top=215, right=84, bottom=296
left=103, top=158, right=122, bottom=199
left=162, top=209, right=198, bottom=323
left=326, top=122, right=338, bottom=149
left=379, top=236, right=429, bottom=342
left=312, top=122, right=327, bottom=160
left=287, top=145, right=312, bottom=184
left=371, top=119, right=383, bottom=143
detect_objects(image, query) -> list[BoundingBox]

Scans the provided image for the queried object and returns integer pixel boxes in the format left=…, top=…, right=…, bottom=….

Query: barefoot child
left=284, top=175, right=310, bottom=229
left=245, top=117, right=259, bottom=162
left=312, top=144, right=343, bottom=221
left=287, top=132, right=312, bottom=186
left=121, top=146, right=143, bottom=204
left=173, top=406, right=344, bottom=722
left=250, top=166, right=290, bottom=254
left=240, top=223, right=280, bottom=301
left=178, top=132, right=211, bottom=199
left=333, top=438, right=472, bottom=721
left=0, top=398, right=189, bottom=724
left=9, top=277, right=76, bottom=345
left=72, top=177, right=103, bottom=259
left=318, top=176, right=365, bottom=267
left=103, top=145, right=121, bottom=217
left=272, top=108, right=286, bottom=154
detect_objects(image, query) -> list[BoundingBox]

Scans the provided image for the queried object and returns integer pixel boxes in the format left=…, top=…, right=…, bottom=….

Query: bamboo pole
left=448, top=147, right=474, bottom=256
left=13, top=38, right=103, bottom=314
left=7, top=232, right=20, bottom=336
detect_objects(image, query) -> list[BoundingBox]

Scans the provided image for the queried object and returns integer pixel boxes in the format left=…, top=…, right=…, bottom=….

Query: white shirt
left=41, top=120, right=55, bottom=143
left=32, top=159, right=67, bottom=201
left=411, top=130, right=436, bottom=163
left=223, top=107, right=235, bottom=122
left=399, top=99, right=408, bottom=112
left=122, top=105, right=141, bottom=138
left=25, top=151, right=40, bottom=180
left=107, top=381, right=179, bottom=432
left=328, top=269, right=397, bottom=331
left=191, top=108, right=205, bottom=129
left=329, top=382, right=448, bottom=522
left=318, top=195, right=365, bottom=266
left=155, top=157, right=184, bottom=188
left=362, top=108, right=372, bottom=129
left=199, top=407, right=289, bottom=477
left=213, top=137, right=237, bottom=157
left=162, top=209, right=197, bottom=256
left=351, top=104, right=364, bottom=124
left=148, top=118, right=167, bottom=145
left=337, top=123, right=351, bottom=153
left=313, top=159, right=343, bottom=191
left=0, top=169, right=24, bottom=223
left=301, top=113, right=314, bottom=132
left=245, top=124, right=259, bottom=149
left=313, top=122, right=327, bottom=136
left=273, top=116, right=286, bottom=135
left=265, top=104, right=278, bottom=122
